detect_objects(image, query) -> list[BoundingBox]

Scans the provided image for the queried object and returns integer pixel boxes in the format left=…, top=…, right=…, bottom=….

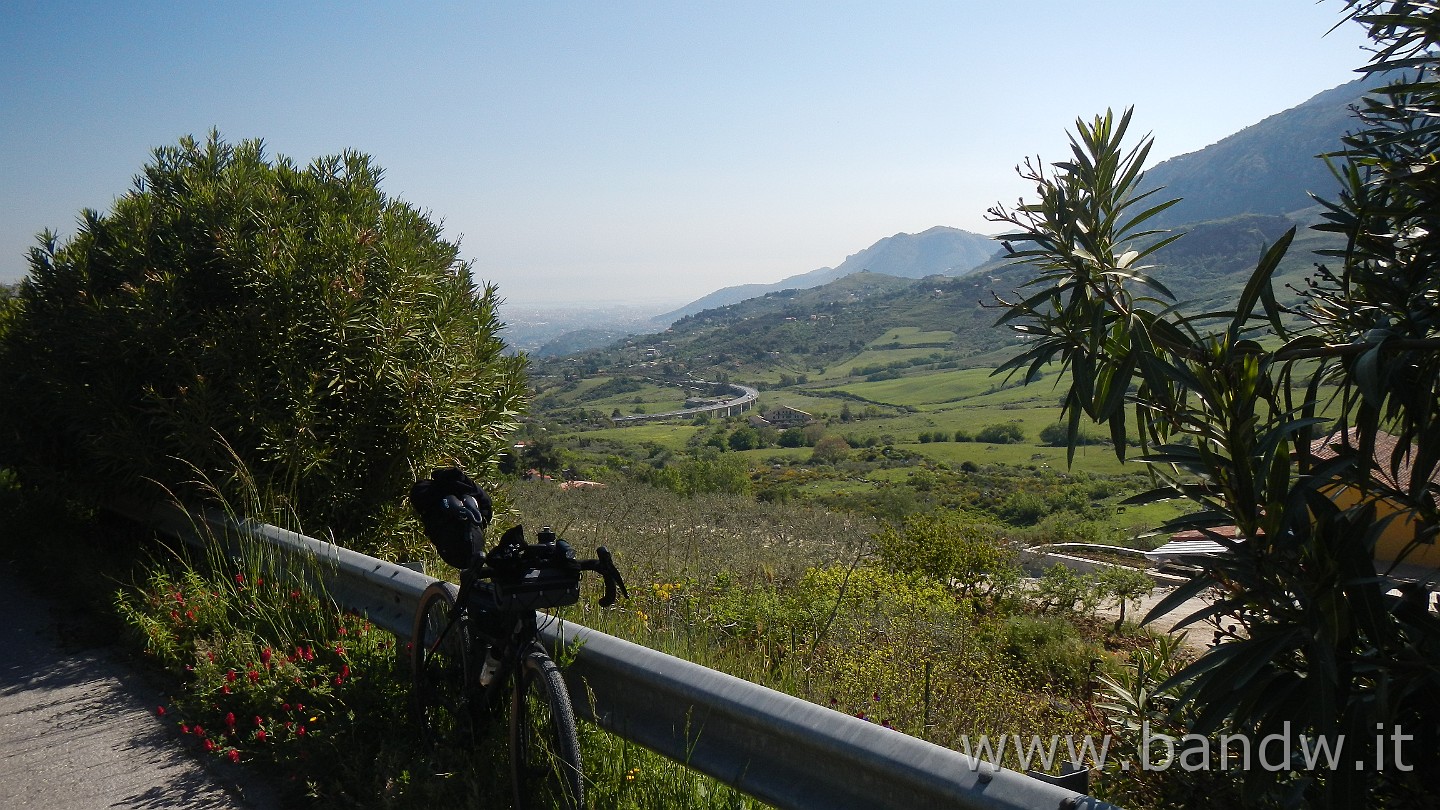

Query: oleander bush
left=0, top=133, right=525, bottom=553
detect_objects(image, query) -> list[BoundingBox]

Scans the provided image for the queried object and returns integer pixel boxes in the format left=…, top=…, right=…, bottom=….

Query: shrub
left=876, top=512, right=1021, bottom=600
left=1038, top=422, right=1104, bottom=446
left=0, top=134, right=525, bottom=550
left=637, top=453, right=752, bottom=498
left=986, top=614, right=1101, bottom=691
left=975, top=423, right=1024, bottom=444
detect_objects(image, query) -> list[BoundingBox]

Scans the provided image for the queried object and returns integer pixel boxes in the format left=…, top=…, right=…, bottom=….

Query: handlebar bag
left=489, top=542, right=581, bottom=610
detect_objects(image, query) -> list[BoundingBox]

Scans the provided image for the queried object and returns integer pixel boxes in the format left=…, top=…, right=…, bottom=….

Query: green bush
left=1038, top=422, right=1104, bottom=447
left=986, top=614, right=1101, bottom=691
left=637, top=452, right=752, bottom=498
left=876, top=512, right=1021, bottom=600
left=0, top=134, right=524, bottom=550
left=975, top=423, right=1024, bottom=444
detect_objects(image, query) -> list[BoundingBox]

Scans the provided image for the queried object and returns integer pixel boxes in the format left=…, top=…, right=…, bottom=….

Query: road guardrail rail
left=115, top=499, right=1117, bottom=810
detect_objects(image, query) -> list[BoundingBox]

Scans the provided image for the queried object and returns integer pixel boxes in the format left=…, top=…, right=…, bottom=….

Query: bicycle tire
left=509, top=643, right=584, bottom=810
left=411, top=581, right=471, bottom=743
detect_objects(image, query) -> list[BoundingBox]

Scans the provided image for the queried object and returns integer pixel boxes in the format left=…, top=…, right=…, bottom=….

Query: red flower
left=194, top=725, right=205, bottom=737
left=234, top=573, right=245, bottom=587
left=225, top=712, right=236, bottom=728
left=334, top=643, right=346, bottom=656
left=260, top=648, right=272, bottom=665
left=222, top=685, right=231, bottom=695
left=180, top=724, right=191, bottom=735
left=227, top=749, right=240, bottom=763
left=340, top=665, right=350, bottom=679
left=281, top=703, right=291, bottom=712
left=226, top=670, right=237, bottom=683
left=254, top=715, right=264, bottom=727
left=185, top=610, right=196, bottom=621
left=296, top=726, right=307, bottom=737
left=255, top=729, right=267, bottom=741
left=246, top=670, right=259, bottom=684
left=156, top=706, right=166, bottom=717
left=338, top=625, right=347, bottom=636
left=203, top=739, right=216, bottom=752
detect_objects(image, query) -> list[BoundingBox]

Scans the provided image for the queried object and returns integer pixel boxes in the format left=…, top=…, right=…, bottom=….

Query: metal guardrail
left=118, top=500, right=1117, bottom=810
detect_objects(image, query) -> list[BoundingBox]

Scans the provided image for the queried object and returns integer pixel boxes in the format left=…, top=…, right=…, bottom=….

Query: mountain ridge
left=527, top=72, right=1384, bottom=357
left=656, top=225, right=998, bottom=323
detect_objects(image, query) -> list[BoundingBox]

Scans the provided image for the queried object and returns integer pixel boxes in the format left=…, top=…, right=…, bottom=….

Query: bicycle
left=409, top=484, right=626, bottom=810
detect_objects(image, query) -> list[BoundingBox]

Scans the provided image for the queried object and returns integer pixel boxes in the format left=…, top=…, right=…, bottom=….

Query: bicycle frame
left=410, top=523, right=624, bottom=810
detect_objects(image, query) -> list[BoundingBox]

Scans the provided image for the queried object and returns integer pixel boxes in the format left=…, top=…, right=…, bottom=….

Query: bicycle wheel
left=509, top=643, right=584, bottom=810
left=411, top=582, right=471, bottom=743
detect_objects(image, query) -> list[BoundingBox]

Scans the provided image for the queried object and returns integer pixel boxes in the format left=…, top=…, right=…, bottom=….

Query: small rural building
left=749, top=406, right=814, bottom=430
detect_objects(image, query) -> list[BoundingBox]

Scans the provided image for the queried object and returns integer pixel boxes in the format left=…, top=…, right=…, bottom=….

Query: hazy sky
left=1, top=1, right=1374, bottom=307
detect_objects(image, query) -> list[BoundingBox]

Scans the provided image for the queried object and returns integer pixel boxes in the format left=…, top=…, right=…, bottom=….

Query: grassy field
left=868, top=327, right=957, bottom=346
left=532, top=350, right=1214, bottom=552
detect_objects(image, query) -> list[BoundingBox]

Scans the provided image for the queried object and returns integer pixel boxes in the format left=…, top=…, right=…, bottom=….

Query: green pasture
left=823, top=366, right=1000, bottom=407
left=840, top=347, right=953, bottom=374
left=574, top=385, right=690, bottom=413
left=868, top=327, right=956, bottom=347
left=559, top=422, right=701, bottom=451
left=533, top=375, right=611, bottom=405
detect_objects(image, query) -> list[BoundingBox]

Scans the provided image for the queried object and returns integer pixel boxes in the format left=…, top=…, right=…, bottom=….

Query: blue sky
left=1, top=1, right=1374, bottom=307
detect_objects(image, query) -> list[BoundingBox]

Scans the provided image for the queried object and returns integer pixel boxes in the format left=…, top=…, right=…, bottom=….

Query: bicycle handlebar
left=582, top=546, right=628, bottom=607
left=461, top=526, right=627, bottom=608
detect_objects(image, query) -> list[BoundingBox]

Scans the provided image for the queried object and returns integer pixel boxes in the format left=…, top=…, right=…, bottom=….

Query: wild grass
left=508, top=481, right=1131, bottom=764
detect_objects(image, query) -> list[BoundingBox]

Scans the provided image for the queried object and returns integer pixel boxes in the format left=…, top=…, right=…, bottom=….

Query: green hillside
left=534, top=212, right=1342, bottom=387
left=520, top=208, right=1353, bottom=547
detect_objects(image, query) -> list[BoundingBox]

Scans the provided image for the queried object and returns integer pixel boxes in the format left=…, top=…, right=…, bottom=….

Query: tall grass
left=509, top=480, right=1109, bottom=762
left=114, top=466, right=779, bottom=807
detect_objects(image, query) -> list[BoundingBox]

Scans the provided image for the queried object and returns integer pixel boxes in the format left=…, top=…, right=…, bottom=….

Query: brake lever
left=595, top=546, right=628, bottom=607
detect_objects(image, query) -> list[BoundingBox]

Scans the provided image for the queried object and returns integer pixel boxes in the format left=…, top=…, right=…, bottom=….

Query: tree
left=727, top=426, right=759, bottom=451
left=1096, top=565, right=1154, bottom=633
left=987, top=6, right=1440, bottom=803
left=810, top=435, right=850, bottom=465
left=0, top=133, right=526, bottom=551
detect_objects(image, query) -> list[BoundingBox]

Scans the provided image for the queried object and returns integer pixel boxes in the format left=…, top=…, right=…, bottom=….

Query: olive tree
left=0, top=133, right=525, bottom=551
left=987, top=4, right=1440, bottom=804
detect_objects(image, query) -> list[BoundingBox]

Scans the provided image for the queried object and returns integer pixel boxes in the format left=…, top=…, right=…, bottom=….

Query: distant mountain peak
left=659, top=226, right=998, bottom=323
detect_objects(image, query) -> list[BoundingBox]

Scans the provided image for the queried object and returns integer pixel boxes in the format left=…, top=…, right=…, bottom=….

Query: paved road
left=0, top=563, right=278, bottom=809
